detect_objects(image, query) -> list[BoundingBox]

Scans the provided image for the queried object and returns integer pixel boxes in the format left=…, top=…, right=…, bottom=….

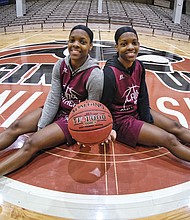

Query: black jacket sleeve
left=100, top=66, right=116, bottom=110
left=137, top=61, right=154, bottom=123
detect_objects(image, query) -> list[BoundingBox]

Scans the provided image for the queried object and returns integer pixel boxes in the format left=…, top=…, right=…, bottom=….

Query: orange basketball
left=68, top=100, right=113, bottom=145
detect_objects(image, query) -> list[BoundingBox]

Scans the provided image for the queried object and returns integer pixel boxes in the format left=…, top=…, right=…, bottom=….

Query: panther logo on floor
left=0, top=40, right=190, bottom=128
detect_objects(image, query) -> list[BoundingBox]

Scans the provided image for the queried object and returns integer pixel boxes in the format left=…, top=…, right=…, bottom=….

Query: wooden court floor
left=0, top=28, right=190, bottom=220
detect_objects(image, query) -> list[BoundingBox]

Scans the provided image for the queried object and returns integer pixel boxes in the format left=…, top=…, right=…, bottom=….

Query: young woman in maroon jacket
left=101, top=26, right=190, bottom=162
left=0, top=25, right=104, bottom=176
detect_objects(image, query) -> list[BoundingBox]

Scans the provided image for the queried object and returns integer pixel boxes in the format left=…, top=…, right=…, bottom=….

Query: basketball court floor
left=0, top=28, right=190, bottom=219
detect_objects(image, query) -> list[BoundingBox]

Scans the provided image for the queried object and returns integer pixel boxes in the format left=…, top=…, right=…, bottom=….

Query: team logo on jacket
left=0, top=40, right=189, bottom=128
left=122, top=84, right=139, bottom=111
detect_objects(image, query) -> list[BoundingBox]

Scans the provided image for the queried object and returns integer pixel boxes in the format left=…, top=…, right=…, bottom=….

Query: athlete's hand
left=101, top=129, right=117, bottom=145
left=77, top=142, right=88, bottom=148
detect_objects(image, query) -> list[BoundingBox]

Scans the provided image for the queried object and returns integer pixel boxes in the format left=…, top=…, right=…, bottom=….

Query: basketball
left=68, top=100, right=113, bottom=145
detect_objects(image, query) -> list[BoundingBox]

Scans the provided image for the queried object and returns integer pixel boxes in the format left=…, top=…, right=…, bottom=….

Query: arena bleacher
left=0, top=0, right=189, bottom=41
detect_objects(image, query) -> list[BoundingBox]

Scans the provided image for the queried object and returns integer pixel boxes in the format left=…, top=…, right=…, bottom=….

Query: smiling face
left=116, top=32, right=140, bottom=69
left=68, top=29, right=93, bottom=70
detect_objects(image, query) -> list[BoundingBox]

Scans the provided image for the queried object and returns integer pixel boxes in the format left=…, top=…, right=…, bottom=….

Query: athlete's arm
left=86, top=67, right=104, bottom=101
left=38, top=59, right=63, bottom=129
left=137, top=61, right=153, bottom=123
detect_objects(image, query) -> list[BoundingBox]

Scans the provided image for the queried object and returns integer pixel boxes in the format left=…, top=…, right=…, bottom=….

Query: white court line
left=1, top=176, right=190, bottom=219
left=111, top=141, right=119, bottom=195
left=0, top=32, right=42, bottom=52
left=143, top=37, right=190, bottom=57
left=56, top=145, right=166, bottom=156
left=44, top=149, right=170, bottom=163
left=103, top=144, right=109, bottom=195
left=1, top=92, right=42, bottom=128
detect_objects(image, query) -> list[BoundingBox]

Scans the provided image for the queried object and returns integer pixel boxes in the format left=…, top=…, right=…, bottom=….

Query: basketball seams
left=68, top=109, right=111, bottom=118
left=69, top=123, right=112, bottom=132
